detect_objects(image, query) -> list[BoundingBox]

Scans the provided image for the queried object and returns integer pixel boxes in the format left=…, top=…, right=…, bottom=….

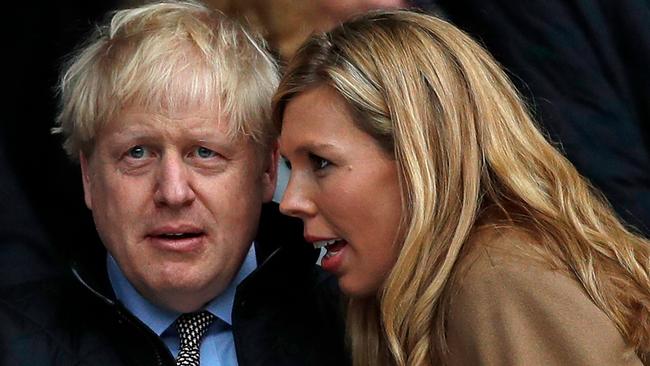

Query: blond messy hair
left=55, top=0, right=279, bottom=160
left=273, top=10, right=650, bottom=366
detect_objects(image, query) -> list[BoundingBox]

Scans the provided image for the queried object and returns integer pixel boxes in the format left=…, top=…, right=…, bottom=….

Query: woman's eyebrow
left=294, top=141, right=337, bottom=154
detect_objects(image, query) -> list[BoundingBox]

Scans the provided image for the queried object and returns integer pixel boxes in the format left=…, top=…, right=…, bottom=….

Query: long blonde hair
left=273, top=10, right=650, bottom=366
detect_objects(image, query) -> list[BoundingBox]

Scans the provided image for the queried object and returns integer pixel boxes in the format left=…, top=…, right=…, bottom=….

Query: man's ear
left=261, top=141, right=279, bottom=203
left=79, top=152, right=93, bottom=210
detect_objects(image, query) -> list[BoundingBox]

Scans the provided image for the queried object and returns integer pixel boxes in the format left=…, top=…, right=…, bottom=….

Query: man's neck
left=106, top=244, right=257, bottom=335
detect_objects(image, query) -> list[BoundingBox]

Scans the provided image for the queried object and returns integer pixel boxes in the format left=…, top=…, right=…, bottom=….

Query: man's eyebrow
left=108, top=130, right=157, bottom=142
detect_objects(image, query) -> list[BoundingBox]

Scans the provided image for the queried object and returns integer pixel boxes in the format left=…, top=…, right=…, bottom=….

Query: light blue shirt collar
left=107, top=243, right=258, bottom=335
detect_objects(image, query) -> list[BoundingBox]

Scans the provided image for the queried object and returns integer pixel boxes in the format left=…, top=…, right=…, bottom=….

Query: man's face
left=81, top=107, right=277, bottom=312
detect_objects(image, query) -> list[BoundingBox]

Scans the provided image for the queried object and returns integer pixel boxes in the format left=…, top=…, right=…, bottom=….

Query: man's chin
left=136, top=276, right=226, bottom=312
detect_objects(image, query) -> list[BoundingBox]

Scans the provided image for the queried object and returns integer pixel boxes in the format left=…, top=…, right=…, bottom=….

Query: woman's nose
left=279, top=173, right=318, bottom=219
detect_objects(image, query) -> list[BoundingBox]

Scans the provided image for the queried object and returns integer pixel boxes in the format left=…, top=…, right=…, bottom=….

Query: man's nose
left=279, top=174, right=317, bottom=219
left=153, top=154, right=196, bottom=208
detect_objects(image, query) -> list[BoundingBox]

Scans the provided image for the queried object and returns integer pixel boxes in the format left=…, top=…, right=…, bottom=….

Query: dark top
left=427, top=0, right=650, bottom=236
left=0, top=129, right=63, bottom=287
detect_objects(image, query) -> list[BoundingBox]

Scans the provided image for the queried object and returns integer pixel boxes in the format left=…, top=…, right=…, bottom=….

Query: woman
left=273, top=9, right=650, bottom=366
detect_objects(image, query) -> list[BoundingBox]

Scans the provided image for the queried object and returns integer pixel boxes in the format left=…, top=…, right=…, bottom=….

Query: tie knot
left=176, top=311, right=216, bottom=349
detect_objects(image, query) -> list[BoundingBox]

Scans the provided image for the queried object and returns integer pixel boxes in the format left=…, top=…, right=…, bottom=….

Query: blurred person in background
left=3, top=0, right=119, bottom=288
left=0, top=130, right=62, bottom=287
left=436, top=0, right=650, bottom=237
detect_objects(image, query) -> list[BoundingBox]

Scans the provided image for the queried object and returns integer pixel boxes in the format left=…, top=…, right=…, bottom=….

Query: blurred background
left=3, top=0, right=648, bottom=285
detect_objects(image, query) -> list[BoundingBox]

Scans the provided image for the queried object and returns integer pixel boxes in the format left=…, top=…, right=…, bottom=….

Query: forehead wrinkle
left=102, top=112, right=235, bottom=145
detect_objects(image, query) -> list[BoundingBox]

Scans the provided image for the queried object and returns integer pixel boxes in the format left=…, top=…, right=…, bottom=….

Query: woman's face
left=279, top=86, right=402, bottom=297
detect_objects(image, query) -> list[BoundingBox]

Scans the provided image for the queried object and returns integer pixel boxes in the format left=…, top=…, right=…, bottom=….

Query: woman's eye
left=281, top=157, right=292, bottom=170
left=316, top=158, right=330, bottom=170
left=309, top=154, right=331, bottom=170
left=195, top=146, right=217, bottom=158
left=127, top=145, right=148, bottom=159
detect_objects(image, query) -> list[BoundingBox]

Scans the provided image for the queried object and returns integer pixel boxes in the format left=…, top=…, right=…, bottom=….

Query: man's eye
left=195, top=146, right=217, bottom=159
left=127, top=146, right=148, bottom=159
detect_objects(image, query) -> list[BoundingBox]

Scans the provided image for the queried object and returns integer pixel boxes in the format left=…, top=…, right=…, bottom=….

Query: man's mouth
left=155, top=232, right=203, bottom=239
left=147, top=226, right=206, bottom=252
left=149, top=224, right=205, bottom=238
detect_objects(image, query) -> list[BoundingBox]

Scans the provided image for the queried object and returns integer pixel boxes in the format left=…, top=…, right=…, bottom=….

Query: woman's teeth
left=313, top=238, right=340, bottom=249
left=324, top=245, right=344, bottom=258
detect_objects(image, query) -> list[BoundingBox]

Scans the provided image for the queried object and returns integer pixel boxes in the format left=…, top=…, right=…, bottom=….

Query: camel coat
left=445, top=229, right=647, bottom=365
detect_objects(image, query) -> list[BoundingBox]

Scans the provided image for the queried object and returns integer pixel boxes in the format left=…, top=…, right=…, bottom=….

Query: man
left=0, top=1, right=348, bottom=365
